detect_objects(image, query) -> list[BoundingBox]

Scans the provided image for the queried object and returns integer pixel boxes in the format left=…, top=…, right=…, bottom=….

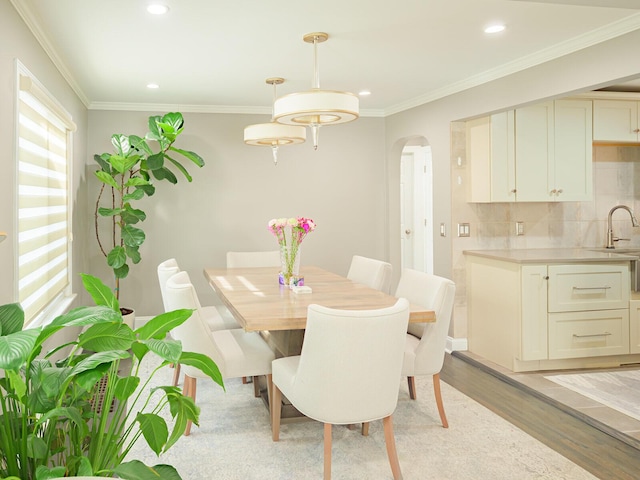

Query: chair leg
left=433, top=373, right=449, bottom=428
left=253, top=375, right=261, bottom=397
left=242, top=376, right=248, bottom=384
left=383, top=415, right=403, bottom=480
left=407, top=376, right=416, bottom=400
left=361, top=422, right=369, bottom=436
left=272, top=383, right=282, bottom=441
left=323, top=423, right=332, bottom=480
left=184, top=375, right=197, bottom=436
left=265, top=374, right=273, bottom=424
left=172, top=363, right=181, bottom=387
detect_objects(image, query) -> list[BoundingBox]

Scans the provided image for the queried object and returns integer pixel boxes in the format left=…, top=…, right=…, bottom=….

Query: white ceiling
left=10, top=0, right=640, bottom=116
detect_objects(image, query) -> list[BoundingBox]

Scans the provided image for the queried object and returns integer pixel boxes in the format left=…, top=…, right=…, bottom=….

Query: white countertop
left=463, top=248, right=640, bottom=264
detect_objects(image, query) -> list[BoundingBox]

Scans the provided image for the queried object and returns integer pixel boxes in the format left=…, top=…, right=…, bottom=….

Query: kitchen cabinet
left=466, top=251, right=631, bottom=372
left=593, top=99, right=640, bottom=143
left=630, top=293, right=640, bottom=354
left=466, top=99, right=592, bottom=203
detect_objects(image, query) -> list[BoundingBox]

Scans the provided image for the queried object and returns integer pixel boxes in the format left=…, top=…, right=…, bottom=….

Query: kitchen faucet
left=606, top=205, right=640, bottom=248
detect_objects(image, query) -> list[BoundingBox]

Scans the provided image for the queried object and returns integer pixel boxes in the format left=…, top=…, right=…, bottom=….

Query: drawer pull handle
left=572, top=286, right=611, bottom=290
left=572, top=332, right=612, bottom=338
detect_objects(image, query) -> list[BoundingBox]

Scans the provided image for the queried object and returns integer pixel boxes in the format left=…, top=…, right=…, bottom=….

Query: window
left=16, top=62, right=76, bottom=325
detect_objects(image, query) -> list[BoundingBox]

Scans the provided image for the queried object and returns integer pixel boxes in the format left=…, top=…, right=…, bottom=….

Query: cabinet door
left=466, top=111, right=515, bottom=202
left=515, top=102, right=554, bottom=202
left=553, top=100, right=593, bottom=202
left=593, top=100, right=639, bottom=143
left=520, top=265, right=548, bottom=361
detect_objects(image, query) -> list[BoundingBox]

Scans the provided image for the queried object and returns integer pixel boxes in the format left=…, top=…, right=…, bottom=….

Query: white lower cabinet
left=629, top=295, right=640, bottom=354
left=467, top=256, right=631, bottom=371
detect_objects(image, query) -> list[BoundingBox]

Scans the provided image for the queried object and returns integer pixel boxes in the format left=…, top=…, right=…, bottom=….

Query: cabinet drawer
left=549, top=309, right=629, bottom=359
left=548, top=264, right=629, bottom=312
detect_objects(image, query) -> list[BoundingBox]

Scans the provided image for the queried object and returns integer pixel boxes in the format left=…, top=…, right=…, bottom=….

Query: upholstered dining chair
left=164, top=271, right=275, bottom=436
left=346, top=255, right=393, bottom=293
left=395, top=269, right=456, bottom=428
left=157, top=258, right=240, bottom=386
left=271, top=298, right=410, bottom=480
left=226, top=250, right=281, bottom=268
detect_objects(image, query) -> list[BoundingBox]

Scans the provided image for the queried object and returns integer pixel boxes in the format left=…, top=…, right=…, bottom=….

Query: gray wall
left=87, top=111, right=387, bottom=315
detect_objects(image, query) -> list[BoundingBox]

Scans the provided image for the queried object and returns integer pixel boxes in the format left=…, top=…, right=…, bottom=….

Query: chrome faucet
left=606, top=205, right=640, bottom=248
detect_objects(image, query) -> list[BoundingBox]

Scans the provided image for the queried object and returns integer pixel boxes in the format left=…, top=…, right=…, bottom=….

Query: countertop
left=463, top=248, right=640, bottom=264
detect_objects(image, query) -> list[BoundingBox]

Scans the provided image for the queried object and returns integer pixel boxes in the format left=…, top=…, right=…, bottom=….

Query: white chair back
left=226, top=250, right=280, bottom=268
left=286, top=298, right=410, bottom=424
left=346, top=255, right=392, bottom=293
left=164, top=271, right=225, bottom=378
left=157, top=258, right=180, bottom=312
left=395, top=269, right=455, bottom=375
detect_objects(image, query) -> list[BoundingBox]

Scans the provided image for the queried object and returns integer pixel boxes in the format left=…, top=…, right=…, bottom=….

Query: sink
left=588, top=248, right=640, bottom=291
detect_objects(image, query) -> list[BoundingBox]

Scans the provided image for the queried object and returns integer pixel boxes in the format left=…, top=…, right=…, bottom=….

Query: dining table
left=203, top=265, right=436, bottom=421
left=203, top=265, right=435, bottom=356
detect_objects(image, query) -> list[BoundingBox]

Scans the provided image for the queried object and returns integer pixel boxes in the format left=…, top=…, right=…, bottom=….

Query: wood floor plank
left=441, top=353, right=640, bottom=480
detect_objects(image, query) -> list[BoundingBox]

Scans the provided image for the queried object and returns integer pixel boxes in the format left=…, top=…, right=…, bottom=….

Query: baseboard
left=447, top=336, right=468, bottom=353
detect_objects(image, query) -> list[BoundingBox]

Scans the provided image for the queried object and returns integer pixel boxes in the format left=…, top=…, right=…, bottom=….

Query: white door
left=400, top=145, right=433, bottom=273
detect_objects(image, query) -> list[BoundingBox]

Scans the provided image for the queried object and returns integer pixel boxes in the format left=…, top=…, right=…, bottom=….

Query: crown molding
left=10, top=0, right=90, bottom=108
left=384, top=13, right=640, bottom=116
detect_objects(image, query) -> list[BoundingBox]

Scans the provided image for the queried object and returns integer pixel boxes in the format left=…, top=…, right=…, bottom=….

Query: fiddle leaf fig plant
left=0, top=274, right=224, bottom=480
left=94, top=112, right=204, bottom=299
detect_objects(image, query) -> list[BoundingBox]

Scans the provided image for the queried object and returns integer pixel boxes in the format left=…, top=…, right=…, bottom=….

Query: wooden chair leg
left=323, top=423, right=332, bottom=480
left=272, top=383, right=282, bottom=441
left=383, top=415, right=403, bottom=480
left=407, top=376, right=416, bottom=400
left=242, top=376, right=248, bottom=384
left=172, top=363, right=181, bottom=387
left=253, top=375, right=261, bottom=397
left=184, top=375, right=197, bottom=436
left=265, top=374, right=273, bottom=424
left=433, top=373, right=449, bottom=428
left=361, top=422, right=369, bottom=436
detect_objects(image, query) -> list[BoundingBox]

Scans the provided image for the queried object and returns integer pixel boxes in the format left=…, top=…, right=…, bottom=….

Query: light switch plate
left=458, top=223, right=470, bottom=237
left=440, top=223, right=446, bottom=237
left=515, top=221, right=524, bottom=236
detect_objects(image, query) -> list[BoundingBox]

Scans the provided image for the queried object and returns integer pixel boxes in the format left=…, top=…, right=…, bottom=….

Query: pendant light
left=273, top=32, right=359, bottom=150
left=244, top=77, right=306, bottom=165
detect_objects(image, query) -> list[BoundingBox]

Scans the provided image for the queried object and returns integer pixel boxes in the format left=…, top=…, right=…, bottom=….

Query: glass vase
left=279, top=244, right=303, bottom=287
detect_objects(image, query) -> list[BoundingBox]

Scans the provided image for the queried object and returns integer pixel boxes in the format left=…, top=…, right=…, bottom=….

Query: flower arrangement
left=268, top=217, right=316, bottom=286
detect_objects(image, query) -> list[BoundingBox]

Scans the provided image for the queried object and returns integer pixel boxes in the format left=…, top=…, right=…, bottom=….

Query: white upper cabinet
left=593, top=99, right=640, bottom=143
left=466, top=99, right=593, bottom=203
left=552, top=99, right=593, bottom=202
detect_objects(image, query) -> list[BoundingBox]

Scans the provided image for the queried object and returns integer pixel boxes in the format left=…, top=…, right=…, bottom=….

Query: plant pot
left=121, top=307, right=135, bottom=328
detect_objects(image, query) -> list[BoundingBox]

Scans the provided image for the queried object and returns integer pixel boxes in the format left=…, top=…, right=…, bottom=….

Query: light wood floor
left=441, top=352, right=640, bottom=480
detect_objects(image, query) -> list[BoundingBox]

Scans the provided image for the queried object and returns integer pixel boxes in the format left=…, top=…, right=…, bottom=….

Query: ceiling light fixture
left=244, top=77, right=306, bottom=166
left=147, top=4, right=169, bottom=15
left=146, top=83, right=159, bottom=89
left=273, top=32, right=359, bottom=150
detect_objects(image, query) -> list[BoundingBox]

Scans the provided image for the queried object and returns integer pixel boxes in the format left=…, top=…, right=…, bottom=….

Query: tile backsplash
left=450, top=120, right=640, bottom=339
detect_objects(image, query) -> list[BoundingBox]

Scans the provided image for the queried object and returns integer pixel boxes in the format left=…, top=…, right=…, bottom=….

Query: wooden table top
left=203, top=265, right=435, bottom=332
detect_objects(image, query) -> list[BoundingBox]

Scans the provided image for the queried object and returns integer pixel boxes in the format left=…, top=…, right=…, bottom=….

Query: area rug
left=545, top=369, right=640, bottom=422
left=123, top=354, right=597, bottom=480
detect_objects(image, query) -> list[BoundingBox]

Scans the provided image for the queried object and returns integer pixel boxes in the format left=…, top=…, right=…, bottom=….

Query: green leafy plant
left=94, top=112, right=204, bottom=300
left=0, top=274, right=224, bottom=479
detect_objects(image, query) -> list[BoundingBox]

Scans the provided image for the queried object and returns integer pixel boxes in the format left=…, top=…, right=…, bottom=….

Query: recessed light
left=147, top=4, right=169, bottom=15
left=484, top=24, right=506, bottom=34
left=359, top=90, right=371, bottom=96
left=147, top=83, right=159, bottom=89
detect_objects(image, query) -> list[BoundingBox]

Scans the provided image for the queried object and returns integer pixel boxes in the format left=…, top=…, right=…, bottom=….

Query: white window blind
left=17, top=66, right=76, bottom=324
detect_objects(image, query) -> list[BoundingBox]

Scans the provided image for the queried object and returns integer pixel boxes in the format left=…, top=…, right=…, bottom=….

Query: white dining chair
left=164, top=271, right=275, bottom=436
left=271, top=298, right=410, bottom=480
left=157, top=258, right=240, bottom=386
left=346, top=255, right=393, bottom=293
left=395, top=268, right=456, bottom=428
left=226, top=250, right=281, bottom=268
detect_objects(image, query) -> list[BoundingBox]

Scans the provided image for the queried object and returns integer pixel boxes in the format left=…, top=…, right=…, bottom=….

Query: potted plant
left=0, top=274, right=223, bottom=479
left=93, top=112, right=204, bottom=308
